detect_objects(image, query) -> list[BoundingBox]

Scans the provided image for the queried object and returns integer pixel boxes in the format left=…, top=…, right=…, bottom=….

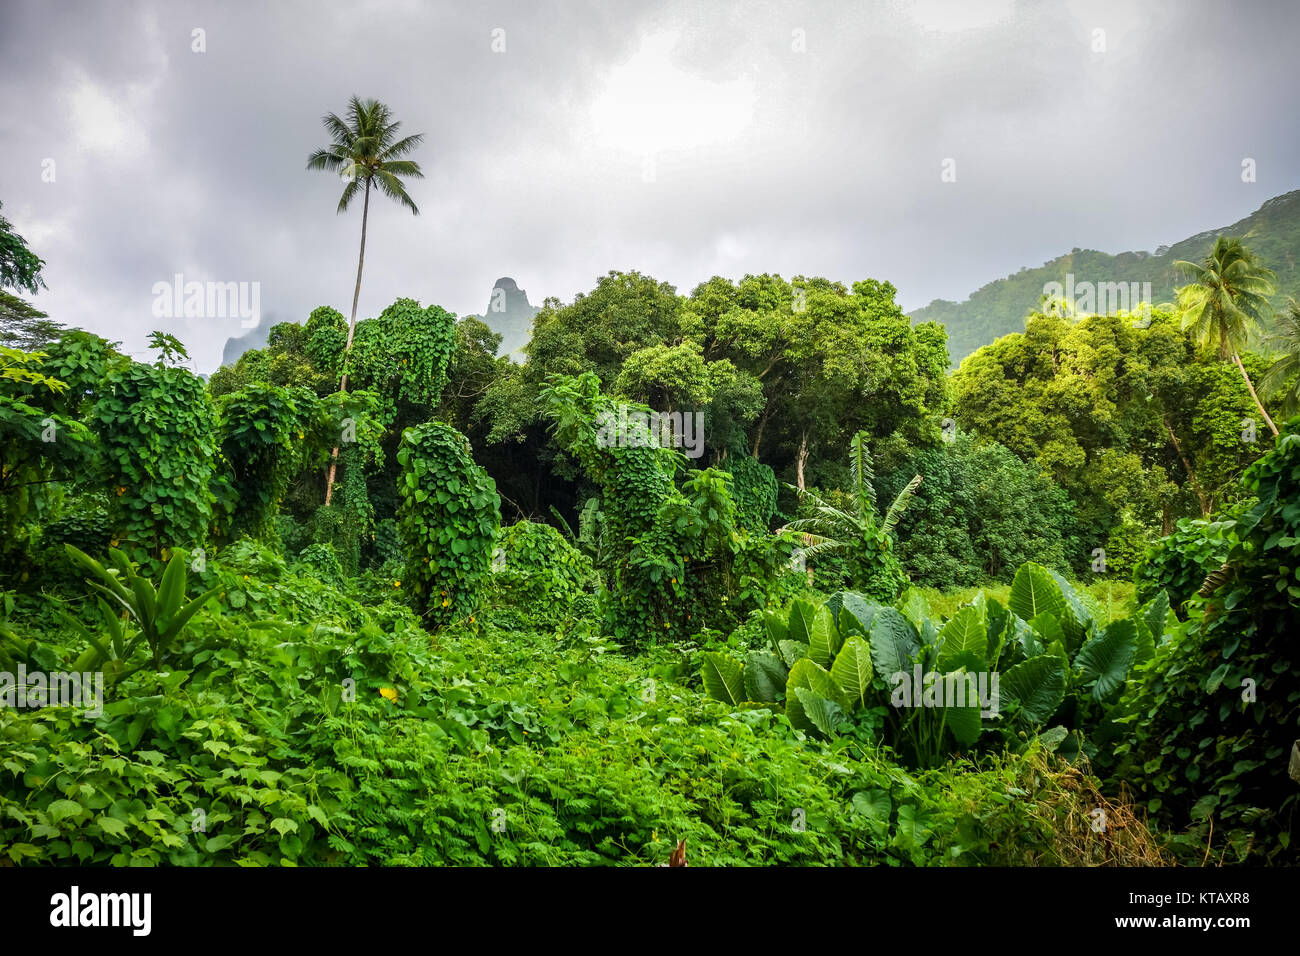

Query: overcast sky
left=2, top=0, right=1298, bottom=372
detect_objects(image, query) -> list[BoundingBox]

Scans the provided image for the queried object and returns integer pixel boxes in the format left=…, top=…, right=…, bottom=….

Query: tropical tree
left=1174, top=236, right=1278, bottom=437
left=0, top=200, right=62, bottom=350
left=1261, top=298, right=1300, bottom=420
left=307, top=96, right=424, bottom=502
left=782, top=430, right=921, bottom=599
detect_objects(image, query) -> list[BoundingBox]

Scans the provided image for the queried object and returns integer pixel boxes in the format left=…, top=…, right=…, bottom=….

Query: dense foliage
left=1, top=198, right=1297, bottom=866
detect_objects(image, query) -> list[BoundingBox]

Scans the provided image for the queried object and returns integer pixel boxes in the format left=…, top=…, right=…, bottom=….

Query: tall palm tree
left=307, top=96, right=424, bottom=503
left=1261, top=298, right=1300, bottom=421
left=1174, top=236, right=1278, bottom=437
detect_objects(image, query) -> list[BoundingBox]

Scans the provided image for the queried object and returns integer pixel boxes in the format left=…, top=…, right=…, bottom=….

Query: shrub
left=491, top=520, right=594, bottom=627
left=1112, top=426, right=1300, bottom=863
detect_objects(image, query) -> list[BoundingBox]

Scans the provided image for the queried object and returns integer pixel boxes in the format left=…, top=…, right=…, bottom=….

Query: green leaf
left=761, top=608, right=787, bottom=648
left=1074, top=618, right=1138, bottom=701
left=742, top=650, right=787, bottom=703
left=807, top=606, right=841, bottom=667
left=1046, top=568, right=1094, bottom=651
left=829, top=636, right=873, bottom=710
left=700, top=652, right=746, bottom=705
left=270, top=817, right=298, bottom=836
left=786, top=657, right=848, bottom=711
left=205, top=833, right=236, bottom=853
left=936, top=605, right=987, bottom=673
left=897, top=588, right=931, bottom=630
left=893, top=804, right=933, bottom=850
left=1008, top=562, right=1067, bottom=625
left=1140, top=590, right=1170, bottom=644
left=943, top=696, right=983, bottom=746
left=1001, top=654, right=1066, bottom=726
left=1028, top=611, right=1065, bottom=648
left=787, top=598, right=818, bottom=647
left=47, top=799, right=84, bottom=824
left=851, top=789, right=891, bottom=825
left=834, top=592, right=880, bottom=638
left=777, top=640, right=809, bottom=667
left=867, top=607, right=920, bottom=682
left=788, top=687, right=844, bottom=737
left=97, top=815, right=128, bottom=838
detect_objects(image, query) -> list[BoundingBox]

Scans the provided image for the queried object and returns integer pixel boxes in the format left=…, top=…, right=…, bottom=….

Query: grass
left=914, top=577, right=1136, bottom=624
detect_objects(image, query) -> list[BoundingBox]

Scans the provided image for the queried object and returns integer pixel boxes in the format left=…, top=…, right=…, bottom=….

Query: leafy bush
left=397, top=421, right=501, bottom=627
left=214, top=383, right=318, bottom=540
left=879, top=434, right=1076, bottom=587
left=702, top=561, right=1162, bottom=769
left=1132, top=507, right=1243, bottom=618
left=1113, top=426, right=1300, bottom=863
left=490, top=520, right=594, bottom=628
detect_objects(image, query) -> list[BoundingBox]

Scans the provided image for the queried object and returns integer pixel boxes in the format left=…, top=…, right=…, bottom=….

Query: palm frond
left=848, top=430, right=876, bottom=518
left=881, top=474, right=922, bottom=535
left=375, top=169, right=420, bottom=215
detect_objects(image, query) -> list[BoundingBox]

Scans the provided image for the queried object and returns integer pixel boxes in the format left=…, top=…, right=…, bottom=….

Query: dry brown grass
left=1016, top=747, right=1173, bottom=866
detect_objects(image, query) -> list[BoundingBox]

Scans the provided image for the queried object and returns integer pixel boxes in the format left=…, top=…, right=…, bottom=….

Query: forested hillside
left=913, top=190, right=1300, bottom=363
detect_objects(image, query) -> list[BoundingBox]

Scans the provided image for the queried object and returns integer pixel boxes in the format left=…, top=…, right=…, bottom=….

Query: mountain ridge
left=911, top=188, right=1300, bottom=363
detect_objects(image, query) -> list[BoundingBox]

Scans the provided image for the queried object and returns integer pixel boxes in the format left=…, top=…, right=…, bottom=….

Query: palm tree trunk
left=324, top=178, right=372, bottom=506
left=1231, top=351, right=1279, bottom=438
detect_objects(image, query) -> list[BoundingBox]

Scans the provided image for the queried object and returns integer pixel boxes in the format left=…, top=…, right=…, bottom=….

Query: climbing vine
left=541, top=373, right=790, bottom=645
left=397, top=421, right=501, bottom=627
left=89, top=342, right=217, bottom=564
left=727, top=453, right=778, bottom=531
left=215, top=383, right=317, bottom=541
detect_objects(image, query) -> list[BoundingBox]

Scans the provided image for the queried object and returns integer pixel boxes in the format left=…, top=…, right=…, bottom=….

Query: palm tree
left=1173, top=236, right=1278, bottom=437
left=782, top=431, right=921, bottom=596
left=307, top=96, right=424, bottom=503
left=1261, top=298, right=1300, bottom=421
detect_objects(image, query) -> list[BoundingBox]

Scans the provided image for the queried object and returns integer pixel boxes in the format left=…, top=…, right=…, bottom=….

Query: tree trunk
left=795, top=430, right=809, bottom=492
left=751, top=403, right=772, bottom=459
left=1232, top=351, right=1279, bottom=438
left=324, top=177, right=372, bottom=506
left=1163, top=417, right=1210, bottom=516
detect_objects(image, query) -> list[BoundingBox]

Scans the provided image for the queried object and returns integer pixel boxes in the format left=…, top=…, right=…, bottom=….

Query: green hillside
left=913, top=189, right=1300, bottom=363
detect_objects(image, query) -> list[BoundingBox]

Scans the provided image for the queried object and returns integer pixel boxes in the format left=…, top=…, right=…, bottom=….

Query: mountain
left=911, top=189, right=1300, bottom=364
left=220, top=321, right=271, bottom=367
left=469, top=277, right=540, bottom=361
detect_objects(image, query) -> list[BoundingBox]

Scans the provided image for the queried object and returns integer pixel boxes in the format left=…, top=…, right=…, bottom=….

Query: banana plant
left=63, top=545, right=219, bottom=670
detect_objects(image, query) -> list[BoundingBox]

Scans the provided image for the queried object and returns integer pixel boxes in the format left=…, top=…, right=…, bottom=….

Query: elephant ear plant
left=700, top=590, right=886, bottom=739
left=700, top=559, right=1170, bottom=769
left=64, top=545, right=219, bottom=670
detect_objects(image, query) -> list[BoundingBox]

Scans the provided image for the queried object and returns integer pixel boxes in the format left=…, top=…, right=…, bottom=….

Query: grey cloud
left=1, top=0, right=1297, bottom=372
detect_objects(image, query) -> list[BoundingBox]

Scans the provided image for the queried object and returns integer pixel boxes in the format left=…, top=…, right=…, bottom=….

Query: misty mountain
left=468, top=277, right=540, bottom=361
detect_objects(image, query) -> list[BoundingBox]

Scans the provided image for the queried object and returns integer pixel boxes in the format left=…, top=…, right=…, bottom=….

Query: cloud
left=0, top=0, right=1297, bottom=372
